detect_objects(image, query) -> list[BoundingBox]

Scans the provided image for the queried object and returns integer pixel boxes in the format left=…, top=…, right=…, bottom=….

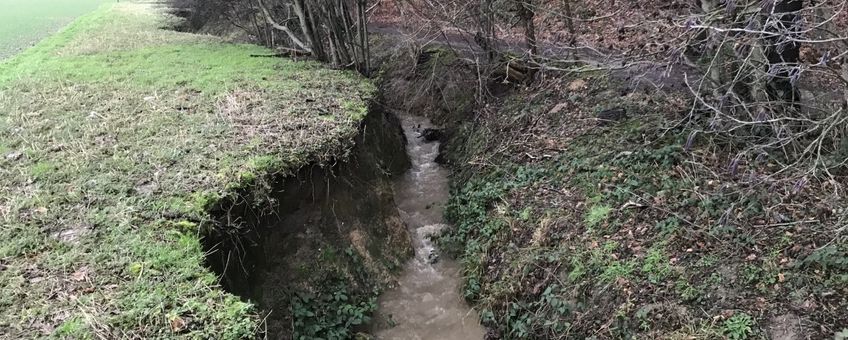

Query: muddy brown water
left=372, top=114, right=485, bottom=339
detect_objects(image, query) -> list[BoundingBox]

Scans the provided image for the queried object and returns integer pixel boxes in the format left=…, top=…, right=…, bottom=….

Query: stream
left=372, top=114, right=485, bottom=339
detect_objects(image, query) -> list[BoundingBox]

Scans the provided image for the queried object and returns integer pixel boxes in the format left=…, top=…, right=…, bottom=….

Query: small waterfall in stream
left=372, top=114, right=485, bottom=340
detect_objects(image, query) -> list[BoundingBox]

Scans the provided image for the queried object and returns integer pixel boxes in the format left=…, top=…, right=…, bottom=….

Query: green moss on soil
left=0, top=3, right=374, bottom=338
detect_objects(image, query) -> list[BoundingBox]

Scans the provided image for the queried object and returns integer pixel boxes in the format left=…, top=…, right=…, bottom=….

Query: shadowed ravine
left=372, top=114, right=485, bottom=339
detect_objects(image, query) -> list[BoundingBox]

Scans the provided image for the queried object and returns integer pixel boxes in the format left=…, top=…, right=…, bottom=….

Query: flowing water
left=372, top=114, right=485, bottom=340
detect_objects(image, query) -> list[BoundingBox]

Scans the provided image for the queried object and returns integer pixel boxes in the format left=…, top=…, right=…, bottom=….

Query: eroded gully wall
left=202, top=105, right=414, bottom=338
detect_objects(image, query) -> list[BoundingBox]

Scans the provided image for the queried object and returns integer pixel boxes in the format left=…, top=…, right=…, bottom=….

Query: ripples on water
left=372, top=114, right=484, bottom=340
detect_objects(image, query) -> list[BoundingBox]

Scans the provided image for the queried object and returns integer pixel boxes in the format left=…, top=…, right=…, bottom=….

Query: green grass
left=0, top=0, right=109, bottom=60
left=584, top=204, right=612, bottom=227
left=0, top=3, right=373, bottom=338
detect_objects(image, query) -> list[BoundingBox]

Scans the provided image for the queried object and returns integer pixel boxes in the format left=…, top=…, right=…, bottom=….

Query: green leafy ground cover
left=0, top=0, right=109, bottom=60
left=0, top=2, right=373, bottom=338
left=377, top=45, right=847, bottom=338
left=436, top=74, right=848, bottom=338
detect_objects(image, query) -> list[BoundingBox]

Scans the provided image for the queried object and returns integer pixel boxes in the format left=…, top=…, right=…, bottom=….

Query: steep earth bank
left=204, top=105, right=414, bottom=339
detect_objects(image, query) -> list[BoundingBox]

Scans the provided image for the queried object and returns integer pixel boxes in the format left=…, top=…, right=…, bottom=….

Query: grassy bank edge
left=0, top=3, right=375, bottom=338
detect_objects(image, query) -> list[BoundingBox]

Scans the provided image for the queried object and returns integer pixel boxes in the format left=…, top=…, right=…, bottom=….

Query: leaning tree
left=255, top=0, right=371, bottom=73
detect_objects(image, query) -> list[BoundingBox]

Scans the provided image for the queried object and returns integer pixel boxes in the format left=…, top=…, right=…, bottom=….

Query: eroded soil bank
left=203, top=107, right=414, bottom=338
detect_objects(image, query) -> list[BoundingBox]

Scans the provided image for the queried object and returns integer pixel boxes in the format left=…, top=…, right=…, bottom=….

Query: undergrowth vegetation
left=418, top=54, right=848, bottom=338
left=291, top=279, right=377, bottom=339
left=0, top=3, right=374, bottom=338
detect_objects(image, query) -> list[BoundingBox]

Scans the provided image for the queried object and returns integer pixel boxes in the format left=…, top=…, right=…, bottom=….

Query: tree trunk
left=358, top=0, right=370, bottom=74
left=293, top=0, right=324, bottom=59
left=518, top=0, right=537, bottom=55
left=562, top=0, right=574, bottom=38
left=701, top=0, right=725, bottom=89
left=765, top=0, right=803, bottom=103
left=256, top=0, right=312, bottom=53
left=253, top=0, right=370, bottom=73
left=476, top=0, right=496, bottom=60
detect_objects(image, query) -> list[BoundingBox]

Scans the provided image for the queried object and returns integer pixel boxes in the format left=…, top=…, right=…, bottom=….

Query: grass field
left=0, top=2, right=373, bottom=338
left=0, top=0, right=109, bottom=59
